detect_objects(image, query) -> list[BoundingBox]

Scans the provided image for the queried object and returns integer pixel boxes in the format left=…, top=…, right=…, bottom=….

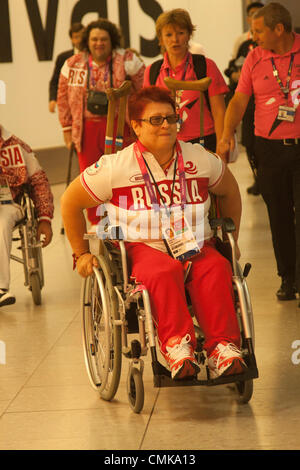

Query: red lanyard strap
left=134, top=140, right=187, bottom=214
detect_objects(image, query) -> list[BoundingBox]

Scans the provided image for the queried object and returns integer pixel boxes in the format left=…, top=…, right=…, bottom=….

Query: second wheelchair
left=10, top=188, right=45, bottom=305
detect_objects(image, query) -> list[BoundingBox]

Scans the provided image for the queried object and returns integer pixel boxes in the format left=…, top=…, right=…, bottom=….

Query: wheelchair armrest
left=108, top=225, right=124, bottom=240
left=94, top=225, right=130, bottom=293
left=209, top=217, right=236, bottom=233
left=210, top=217, right=239, bottom=276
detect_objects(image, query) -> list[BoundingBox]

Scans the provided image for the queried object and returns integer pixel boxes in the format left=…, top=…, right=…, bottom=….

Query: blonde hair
left=156, top=9, right=196, bottom=52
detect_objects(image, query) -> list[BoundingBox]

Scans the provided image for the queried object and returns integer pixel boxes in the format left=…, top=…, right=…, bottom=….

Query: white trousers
left=0, top=204, right=23, bottom=289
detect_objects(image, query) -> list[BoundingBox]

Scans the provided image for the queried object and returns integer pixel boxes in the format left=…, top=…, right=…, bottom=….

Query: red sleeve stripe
left=80, top=173, right=103, bottom=203
left=208, top=160, right=225, bottom=189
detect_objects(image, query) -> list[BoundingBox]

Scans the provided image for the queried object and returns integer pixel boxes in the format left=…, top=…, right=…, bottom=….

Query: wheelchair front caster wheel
left=127, top=367, right=144, bottom=413
left=235, top=379, right=253, bottom=404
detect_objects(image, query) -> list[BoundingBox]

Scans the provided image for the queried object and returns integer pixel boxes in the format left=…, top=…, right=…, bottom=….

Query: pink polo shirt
left=143, top=53, right=228, bottom=141
left=236, top=33, right=300, bottom=139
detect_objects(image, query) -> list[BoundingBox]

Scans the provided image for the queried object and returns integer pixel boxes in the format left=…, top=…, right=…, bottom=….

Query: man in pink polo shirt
left=219, top=2, right=300, bottom=306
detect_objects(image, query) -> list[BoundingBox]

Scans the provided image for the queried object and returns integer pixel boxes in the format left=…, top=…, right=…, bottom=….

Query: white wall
left=0, top=0, right=243, bottom=149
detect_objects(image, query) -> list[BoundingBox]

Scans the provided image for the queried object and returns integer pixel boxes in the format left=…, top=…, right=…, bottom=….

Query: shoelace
left=166, top=334, right=193, bottom=362
left=213, top=342, right=241, bottom=369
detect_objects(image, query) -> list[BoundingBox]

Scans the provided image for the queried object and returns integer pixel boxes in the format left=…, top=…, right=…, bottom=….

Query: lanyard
left=168, top=53, right=190, bottom=81
left=271, top=53, right=295, bottom=100
left=88, top=54, right=112, bottom=89
left=134, top=140, right=187, bottom=215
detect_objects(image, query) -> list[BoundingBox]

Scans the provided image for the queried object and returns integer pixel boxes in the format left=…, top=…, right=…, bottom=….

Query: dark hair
left=68, top=22, right=84, bottom=38
left=128, top=86, right=176, bottom=122
left=246, top=2, right=264, bottom=15
left=253, top=2, right=292, bottom=32
left=81, top=18, right=123, bottom=52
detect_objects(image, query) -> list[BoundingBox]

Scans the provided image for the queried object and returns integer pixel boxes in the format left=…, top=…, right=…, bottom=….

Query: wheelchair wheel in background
left=127, top=366, right=144, bottom=414
left=234, top=265, right=255, bottom=404
left=29, top=272, right=42, bottom=306
left=29, top=244, right=44, bottom=305
left=81, top=254, right=122, bottom=401
left=20, top=193, right=45, bottom=304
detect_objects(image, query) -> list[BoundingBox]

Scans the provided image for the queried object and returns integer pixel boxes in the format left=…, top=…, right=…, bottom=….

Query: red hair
left=128, top=86, right=176, bottom=121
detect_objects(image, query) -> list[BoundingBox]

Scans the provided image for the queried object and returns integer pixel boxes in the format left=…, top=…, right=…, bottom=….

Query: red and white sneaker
left=164, top=334, right=200, bottom=380
left=207, top=341, right=247, bottom=379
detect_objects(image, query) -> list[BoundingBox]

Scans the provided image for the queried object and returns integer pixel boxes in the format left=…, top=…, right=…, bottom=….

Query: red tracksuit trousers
left=126, top=240, right=241, bottom=355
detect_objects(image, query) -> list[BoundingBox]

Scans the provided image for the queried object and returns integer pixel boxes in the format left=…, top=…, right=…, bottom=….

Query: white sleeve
left=207, top=152, right=225, bottom=188
left=23, top=150, right=42, bottom=177
left=60, top=59, right=69, bottom=79
left=124, top=52, right=144, bottom=76
left=80, top=155, right=113, bottom=203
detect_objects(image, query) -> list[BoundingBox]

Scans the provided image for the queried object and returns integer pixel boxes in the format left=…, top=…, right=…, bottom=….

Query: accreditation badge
left=277, top=105, right=296, bottom=122
left=0, top=177, right=13, bottom=203
left=162, top=208, right=200, bottom=262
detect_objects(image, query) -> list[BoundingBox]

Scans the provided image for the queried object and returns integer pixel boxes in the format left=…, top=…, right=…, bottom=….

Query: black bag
left=86, top=58, right=112, bottom=116
left=87, top=90, right=108, bottom=115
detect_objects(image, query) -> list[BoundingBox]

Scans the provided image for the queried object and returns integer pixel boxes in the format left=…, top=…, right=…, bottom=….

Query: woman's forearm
left=61, top=201, right=89, bottom=256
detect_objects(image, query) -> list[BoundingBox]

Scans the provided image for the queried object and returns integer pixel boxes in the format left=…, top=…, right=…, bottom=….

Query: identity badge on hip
left=162, top=208, right=200, bottom=262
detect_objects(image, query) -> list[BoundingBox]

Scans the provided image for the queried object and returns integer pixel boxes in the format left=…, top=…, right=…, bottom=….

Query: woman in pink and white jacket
left=57, top=18, right=145, bottom=227
left=0, top=125, right=54, bottom=307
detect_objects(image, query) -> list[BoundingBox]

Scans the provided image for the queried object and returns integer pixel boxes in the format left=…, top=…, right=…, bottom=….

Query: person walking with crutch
left=57, top=18, right=145, bottom=229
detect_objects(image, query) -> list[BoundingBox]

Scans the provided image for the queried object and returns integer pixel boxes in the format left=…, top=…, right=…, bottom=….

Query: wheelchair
left=80, top=219, right=258, bottom=414
left=10, top=187, right=44, bottom=305
left=79, top=79, right=258, bottom=413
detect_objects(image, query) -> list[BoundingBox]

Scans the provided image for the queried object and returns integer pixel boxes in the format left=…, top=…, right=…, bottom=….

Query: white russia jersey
left=81, top=141, right=225, bottom=253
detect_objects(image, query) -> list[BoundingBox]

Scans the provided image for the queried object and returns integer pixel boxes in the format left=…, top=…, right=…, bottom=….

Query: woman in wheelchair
left=61, top=86, right=246, bottom=381
left=0, top=124, right=53, bottom=307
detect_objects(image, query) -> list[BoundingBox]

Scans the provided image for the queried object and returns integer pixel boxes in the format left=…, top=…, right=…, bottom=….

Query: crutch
left=104, top=80, right=132, bottom=155
left=61, top=142, right=77, bottom=234
left=90, top=80, right=133, bottom=232
left=164, top=76, right=212, bottom=146
left=164, top=77, right=219, bottom=222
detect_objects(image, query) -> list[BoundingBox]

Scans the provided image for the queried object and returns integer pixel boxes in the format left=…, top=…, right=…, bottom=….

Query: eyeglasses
left=137, top=114, right=179, bottom=126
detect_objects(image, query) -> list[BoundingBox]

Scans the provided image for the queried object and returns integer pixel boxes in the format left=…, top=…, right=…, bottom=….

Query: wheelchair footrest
left=152, top=359, right=258, bottom=388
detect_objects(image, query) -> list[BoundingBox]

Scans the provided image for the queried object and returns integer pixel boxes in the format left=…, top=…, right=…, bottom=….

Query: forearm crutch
left=61, top=142, right=76, bottom=234
left=164, top=77, right=212, bottom=145
left=104, top=80, right=132, bottom=155
left=164, top=77, right=219, bottom=226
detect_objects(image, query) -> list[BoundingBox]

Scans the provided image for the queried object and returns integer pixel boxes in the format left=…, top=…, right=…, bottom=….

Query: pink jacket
left=57, top=49, right=145, bottom=152
left=0, top=126, right=54, bottom=223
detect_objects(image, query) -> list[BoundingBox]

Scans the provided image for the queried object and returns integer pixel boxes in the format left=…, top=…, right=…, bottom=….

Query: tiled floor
left=0, top=149, right=300, bottom=450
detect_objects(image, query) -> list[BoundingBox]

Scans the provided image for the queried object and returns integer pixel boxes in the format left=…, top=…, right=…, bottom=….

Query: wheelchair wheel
left=81, top=254, right=121, bottom=401
left=234, top=267, right=255, bottom=404
left=235, top=379, right=253, bottom=404
left=127, top=367, right=144, bottom=414
left=29, top=272, right=42, bottom=306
